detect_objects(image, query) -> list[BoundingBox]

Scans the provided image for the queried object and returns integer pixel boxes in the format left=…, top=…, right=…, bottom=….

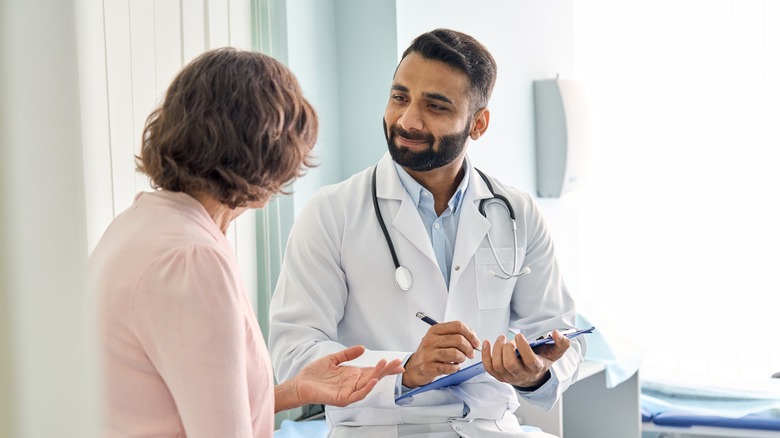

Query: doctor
left=269, top=29, right=583, bottom=437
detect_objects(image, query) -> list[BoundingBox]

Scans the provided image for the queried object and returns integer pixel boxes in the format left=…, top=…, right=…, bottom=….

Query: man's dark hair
left=137, top=47, right=317, bottom=208
left=401, top=28, right=497, bottom=111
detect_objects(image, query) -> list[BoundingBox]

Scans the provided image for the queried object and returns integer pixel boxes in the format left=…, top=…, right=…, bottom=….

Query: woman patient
left=88, top=48, right=403, bottom=437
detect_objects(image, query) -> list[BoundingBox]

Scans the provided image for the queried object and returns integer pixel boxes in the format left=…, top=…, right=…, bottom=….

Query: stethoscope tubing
left=372, top=168, right=401, bottom=270
left=372, top=168, right=413, bottom=290
left=372, top=165, right=527, bottom=291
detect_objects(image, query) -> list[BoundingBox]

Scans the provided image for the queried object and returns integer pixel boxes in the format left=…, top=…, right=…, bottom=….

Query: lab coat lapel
left=375, top=155, right=438, bottom=266
left=449, top=164, right=492, bottom=290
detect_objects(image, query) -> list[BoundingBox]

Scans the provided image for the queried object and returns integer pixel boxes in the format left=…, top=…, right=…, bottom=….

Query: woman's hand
left=275, top=345, right=404, bottom=412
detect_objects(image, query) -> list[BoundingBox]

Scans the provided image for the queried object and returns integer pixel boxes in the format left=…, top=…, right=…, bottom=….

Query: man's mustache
left=390, top=125, right=434, bottom=143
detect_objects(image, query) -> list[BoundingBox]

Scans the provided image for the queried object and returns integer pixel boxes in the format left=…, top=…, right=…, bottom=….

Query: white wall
left=0, top=0, right=98, bottom=435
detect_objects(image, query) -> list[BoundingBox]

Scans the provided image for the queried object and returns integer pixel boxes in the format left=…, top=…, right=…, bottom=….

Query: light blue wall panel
left=283, top=0, right=399, bottom=209
left=335, top=0, right=398, bottom=179
left=285, top=0, right=343, bottom=214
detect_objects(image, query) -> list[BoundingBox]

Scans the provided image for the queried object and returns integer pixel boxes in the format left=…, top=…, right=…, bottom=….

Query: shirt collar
left=392, top=161, right=471, bottom=215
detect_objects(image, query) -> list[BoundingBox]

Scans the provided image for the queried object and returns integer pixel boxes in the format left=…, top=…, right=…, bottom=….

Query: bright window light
left=574, top=0, right=780, bottom=379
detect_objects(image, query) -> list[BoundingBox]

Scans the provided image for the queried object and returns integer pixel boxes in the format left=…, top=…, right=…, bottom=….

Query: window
left=574, top=0, right=780, bottom=379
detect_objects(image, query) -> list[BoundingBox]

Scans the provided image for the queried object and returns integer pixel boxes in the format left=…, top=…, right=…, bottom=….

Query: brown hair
left=137, top=47, right=318, bottom=208
left=401, top=29, right=497, bottom=112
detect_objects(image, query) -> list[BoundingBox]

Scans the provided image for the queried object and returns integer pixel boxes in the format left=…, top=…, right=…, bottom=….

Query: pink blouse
left=89, top=191, right=274, bottom=437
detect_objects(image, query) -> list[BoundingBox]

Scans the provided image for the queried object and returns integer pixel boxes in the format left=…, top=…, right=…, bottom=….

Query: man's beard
left=384, top=119, right=471, bottom=171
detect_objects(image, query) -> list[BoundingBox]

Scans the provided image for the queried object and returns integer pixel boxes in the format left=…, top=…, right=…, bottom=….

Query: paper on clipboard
left=395, top=326, right=595, bottom=403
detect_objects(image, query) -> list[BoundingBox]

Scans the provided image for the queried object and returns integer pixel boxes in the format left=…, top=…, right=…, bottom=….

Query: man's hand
left=402, top=321, right=481, bottom=388
left=290, top=345, right=404, bottom=408
left=481, top=330, right=570, bottom=389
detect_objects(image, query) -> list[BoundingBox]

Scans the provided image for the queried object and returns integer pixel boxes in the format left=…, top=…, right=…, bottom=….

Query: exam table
left=640, top=370, right=780, bottom=437
left=643, top=411, right=780, bottom=437
left=571, top=312, right=780, bottom=437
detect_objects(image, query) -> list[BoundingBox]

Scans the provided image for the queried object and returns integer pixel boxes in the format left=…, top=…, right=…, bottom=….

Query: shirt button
left=454, top=266, right=460, bottom=271
left=434, top=222, right=440, bottom=229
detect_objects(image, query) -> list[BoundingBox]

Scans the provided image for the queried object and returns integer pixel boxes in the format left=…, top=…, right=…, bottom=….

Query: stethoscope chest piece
left=395, top=266, right=413, bottom=291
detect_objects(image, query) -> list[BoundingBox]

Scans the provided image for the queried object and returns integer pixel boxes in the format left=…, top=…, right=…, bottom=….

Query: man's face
left=383, top=52, right=476, bottom=172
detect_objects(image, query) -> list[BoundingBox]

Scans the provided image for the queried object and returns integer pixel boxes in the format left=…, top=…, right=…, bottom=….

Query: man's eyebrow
left=390, top=84, right=454, bottom=105
left=422, top=92, right=453, bottom=105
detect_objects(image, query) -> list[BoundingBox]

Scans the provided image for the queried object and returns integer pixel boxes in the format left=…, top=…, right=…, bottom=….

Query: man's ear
left=470, top=108, right=490, bottom=140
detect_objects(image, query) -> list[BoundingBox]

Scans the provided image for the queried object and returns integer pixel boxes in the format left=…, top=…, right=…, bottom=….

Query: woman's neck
left=192, top=193, right=246, bottom=234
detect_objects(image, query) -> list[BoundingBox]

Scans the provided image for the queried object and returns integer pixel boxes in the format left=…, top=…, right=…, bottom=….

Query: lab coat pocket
left=474, top=247, right=524, bottom=309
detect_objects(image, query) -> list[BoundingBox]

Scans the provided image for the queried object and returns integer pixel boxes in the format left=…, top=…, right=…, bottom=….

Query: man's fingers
left=514, top=333, right=535, bottom=365
left=528, top=330, right=570, bottom=361
left=487, top=335, right=508, bottom=372
left=481, top=340, right=493, bottom=373
left=549, top=331, right=571, bottom=360
left=427, top=321, right=482, bottom=353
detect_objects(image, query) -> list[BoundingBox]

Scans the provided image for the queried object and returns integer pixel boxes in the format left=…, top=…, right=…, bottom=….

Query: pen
left=415, top=311, right=439, bottom=326
left=415, top=312, right=481, bottom=352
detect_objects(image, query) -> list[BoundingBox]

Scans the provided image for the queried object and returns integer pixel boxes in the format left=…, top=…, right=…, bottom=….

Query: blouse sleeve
left=132, top=245, right=254, bottom=438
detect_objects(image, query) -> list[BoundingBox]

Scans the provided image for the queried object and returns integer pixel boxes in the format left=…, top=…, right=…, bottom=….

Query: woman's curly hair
left=137, top=47, right=318, bottom=208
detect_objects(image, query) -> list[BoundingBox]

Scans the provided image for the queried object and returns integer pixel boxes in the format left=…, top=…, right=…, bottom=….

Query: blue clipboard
left=395, top=326, right=594, bottom=403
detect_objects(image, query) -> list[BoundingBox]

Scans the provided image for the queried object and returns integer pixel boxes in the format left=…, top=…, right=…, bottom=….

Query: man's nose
left=396, top=104, right=424, bottom=132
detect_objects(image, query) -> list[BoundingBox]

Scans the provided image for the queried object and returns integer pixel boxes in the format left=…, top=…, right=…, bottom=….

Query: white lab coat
left=269, top=153, right=583, bottom=437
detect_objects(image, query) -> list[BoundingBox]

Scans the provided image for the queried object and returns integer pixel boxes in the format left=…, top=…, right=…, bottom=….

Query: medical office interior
left=1, top=0, right=779, bottom=437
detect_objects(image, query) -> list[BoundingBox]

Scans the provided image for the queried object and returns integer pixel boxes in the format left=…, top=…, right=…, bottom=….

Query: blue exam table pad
left=640, top=369, right=780, bottom=434
left=651, top=412, right=780, bottom=431
left=274, top=419, right=328, bottom=438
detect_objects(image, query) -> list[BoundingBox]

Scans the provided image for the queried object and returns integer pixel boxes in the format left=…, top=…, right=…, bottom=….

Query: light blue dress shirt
left=393, top=162, right=470, bottom=289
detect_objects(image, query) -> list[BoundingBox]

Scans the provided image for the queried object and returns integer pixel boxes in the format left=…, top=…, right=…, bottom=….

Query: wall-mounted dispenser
left=533, top=78, right=591, bottom=198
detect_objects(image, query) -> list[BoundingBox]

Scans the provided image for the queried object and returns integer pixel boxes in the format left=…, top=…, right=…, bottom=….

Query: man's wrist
left=513, top=370, right=551, bottom=392
left=400, top=353, right=416, bottom=388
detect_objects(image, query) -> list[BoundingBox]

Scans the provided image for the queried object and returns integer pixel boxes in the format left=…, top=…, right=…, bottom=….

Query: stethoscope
left=372, top=166, right=530, bottom=291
